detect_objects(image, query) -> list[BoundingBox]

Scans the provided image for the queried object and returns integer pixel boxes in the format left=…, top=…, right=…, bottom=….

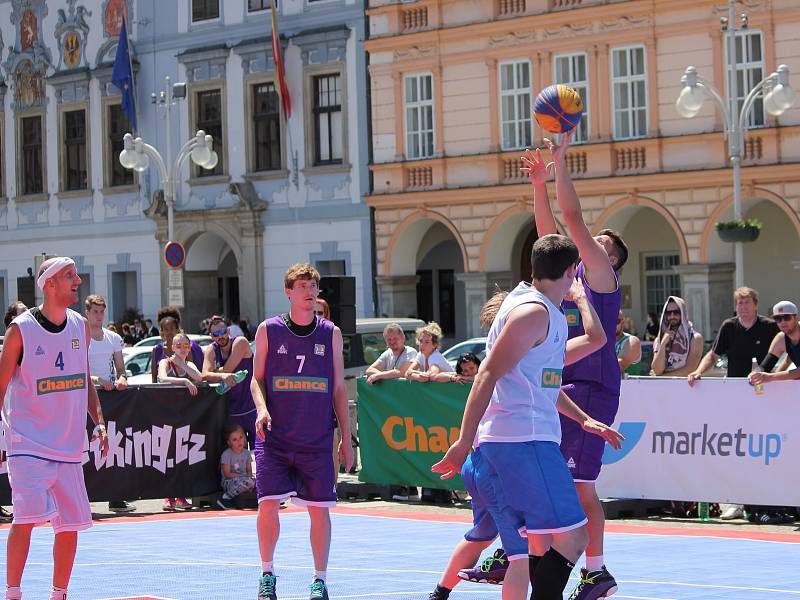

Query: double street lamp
left=675, top=2, right=796, bottom=288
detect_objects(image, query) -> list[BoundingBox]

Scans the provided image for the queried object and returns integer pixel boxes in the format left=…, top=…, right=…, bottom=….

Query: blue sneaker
left=258, top=572, right=277, bottom=600
left=568, top=567, right=618, bottom=599
left=457, top=548, right=508, bottom=584
left=309, top=578, right=329, bottom=600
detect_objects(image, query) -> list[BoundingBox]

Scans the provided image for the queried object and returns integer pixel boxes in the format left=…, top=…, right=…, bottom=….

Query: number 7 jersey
left=3, top=308, right=89, bottom=463
left=263, top=315, right=335, bottom=452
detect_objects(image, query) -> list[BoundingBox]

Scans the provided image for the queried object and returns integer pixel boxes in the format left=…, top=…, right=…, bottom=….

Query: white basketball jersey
left=476, top=282, right=568, bottom=445
left=2, top=308, right=89, bottom=462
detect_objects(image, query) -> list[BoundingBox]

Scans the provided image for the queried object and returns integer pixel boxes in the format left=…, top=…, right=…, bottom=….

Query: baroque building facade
left=365, top=0, right=800, bottom=342
left=0, top=0, right=373, bottom=333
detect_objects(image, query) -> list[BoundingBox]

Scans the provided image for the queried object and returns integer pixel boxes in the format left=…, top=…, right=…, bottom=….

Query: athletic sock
left=528, top=554, right=542, bottom=594
left=49, top=587, right=67, bottom=600
left=531, top=548, right=576, bottom=600
left=433, top=584, right=451, bottom=599
left=585, top=554, right=604, bottom=572
left=5, top=586, right=22, bottom=600
left=261, top=561, right=274, bottom=575
left=313, top=570, right=327, bottom=582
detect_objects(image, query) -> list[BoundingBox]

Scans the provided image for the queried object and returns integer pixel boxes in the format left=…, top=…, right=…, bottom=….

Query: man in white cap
left=749, top=300, right=800, bottom=385
left=0, top=256, right=109, bottom=600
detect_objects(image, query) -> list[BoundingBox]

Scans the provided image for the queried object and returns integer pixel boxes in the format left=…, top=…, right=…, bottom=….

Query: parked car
left=442, top=337, right=487, bottom=369
left=123, top=346, right=157, bottom=384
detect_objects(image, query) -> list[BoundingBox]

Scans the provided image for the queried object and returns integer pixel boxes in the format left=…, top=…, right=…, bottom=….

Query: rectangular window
left=195, top=89, right=224, bottom=176
left=108, top=104, right=133, bottom=187
left=499, top=60, right=532, bottom=150
left=554, top=53, right=589, bottom=143
left=404, top=73, right=434, bottom=160
left=63, top=109, right=88, bottom=191
left=611, top=46, right=648, bottom=140
left=313, top=74, right=343, bottom=165
left=21, top=116, right=43, bottom=195
left=248, top=0, right=270, bottom=10
left=192, top=0, right=219, bottom=21
left=252, top=82, right=282, bottom=171
left=643, top=253, right=681, bottom=318
left=727, top=30, right=765, bottom=127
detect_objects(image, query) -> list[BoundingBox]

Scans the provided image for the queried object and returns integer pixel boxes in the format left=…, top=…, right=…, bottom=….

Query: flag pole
left=123, top=16, right=139, bottom=136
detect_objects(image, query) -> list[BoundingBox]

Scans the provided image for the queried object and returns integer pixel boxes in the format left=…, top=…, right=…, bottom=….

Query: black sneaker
left=108, top=500, right=136, bottom=513
left=217, top=497, right=236, bottom=510
left=258, top=572, right=277, bottom=600
left=309, top=578, right=329, bottom=600
left=568, top=567, right=618, bottom=600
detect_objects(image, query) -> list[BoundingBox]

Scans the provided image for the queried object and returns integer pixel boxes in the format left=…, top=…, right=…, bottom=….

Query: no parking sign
left=164, top=241, right=185, bottom=268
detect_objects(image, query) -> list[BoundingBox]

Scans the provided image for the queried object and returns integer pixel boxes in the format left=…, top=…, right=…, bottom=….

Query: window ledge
left=57, top=189, right=94, bottom=200
left=187, top=174, right=231, bottom=187
left=101, top=185, right=139, bottom=196
left=15, top=193, right=49, bottom=202
left=302, top=163, right=351, bottom=176
left=244, top=170, right=290, bottom=181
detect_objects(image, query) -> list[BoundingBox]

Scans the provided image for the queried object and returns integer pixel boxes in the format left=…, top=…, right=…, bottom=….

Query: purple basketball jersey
left=561, top=262, right=622, bottom=395
left=213, top=337, right=255, bottom=416
left=262, top=315, right=335, bottom=452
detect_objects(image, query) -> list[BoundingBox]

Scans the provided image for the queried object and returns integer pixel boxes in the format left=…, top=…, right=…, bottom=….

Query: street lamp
left=675, top=2, right=796, bottom=289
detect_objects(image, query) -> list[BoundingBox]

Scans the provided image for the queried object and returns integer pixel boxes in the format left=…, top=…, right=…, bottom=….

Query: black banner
left=1, top=385, right=228, bottom=504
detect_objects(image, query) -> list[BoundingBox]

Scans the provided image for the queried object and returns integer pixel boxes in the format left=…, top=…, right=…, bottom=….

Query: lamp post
left=675, top=2, right=796, bottom=289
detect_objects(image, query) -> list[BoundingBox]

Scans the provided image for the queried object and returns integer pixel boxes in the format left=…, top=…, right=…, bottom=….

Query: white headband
left=37, top=257, right=76, bottom=291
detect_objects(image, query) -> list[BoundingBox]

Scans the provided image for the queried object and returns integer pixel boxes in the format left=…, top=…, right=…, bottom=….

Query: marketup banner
left=357, top=377, right=466, bottom=490
left=0, top=385, right=228, bottom=504
left=597, top=377, right=799, bottom=505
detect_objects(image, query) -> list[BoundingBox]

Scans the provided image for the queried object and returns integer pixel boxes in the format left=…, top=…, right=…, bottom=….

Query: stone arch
left=180, top=221, right=244, bottom=269
left=385, top=209, right=469, bottom=276
left=699, top=187, right=800, bottom=263
left=593, top=194, right=690, bottom=264
left=479, top=203, right=530, bottom=273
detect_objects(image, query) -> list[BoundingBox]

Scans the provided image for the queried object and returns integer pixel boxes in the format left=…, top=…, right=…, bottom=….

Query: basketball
left=533, top=84, right=584, bottom=134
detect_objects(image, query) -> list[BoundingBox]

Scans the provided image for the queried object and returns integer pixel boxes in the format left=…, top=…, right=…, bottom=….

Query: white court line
left=618, top=579, right=800, bottom=596
left=616, top=596, right=676, bottom=600
left=97, top=597, right=178, bottom=600
left=606, top=530, right=800, bottom=546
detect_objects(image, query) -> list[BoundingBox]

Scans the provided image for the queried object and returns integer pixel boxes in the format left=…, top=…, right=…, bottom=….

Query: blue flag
left=111, top=17, right=136, bottom=131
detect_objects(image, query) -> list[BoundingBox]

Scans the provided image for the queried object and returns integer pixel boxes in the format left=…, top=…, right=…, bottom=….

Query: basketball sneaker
left=258, top=572, right=277, bottom=600
left=309, top=578, right=329, bottom=600
left=457, top=548, right=508, bottom=584
left=568, top=567, right=618, bottom=599
left=162, top=498, right=175, bottom=511
left=173, top=497, right=192, bottom=510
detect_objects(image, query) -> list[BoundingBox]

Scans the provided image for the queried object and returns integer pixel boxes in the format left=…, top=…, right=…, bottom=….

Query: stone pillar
left=456, top=272, right=489, bottom=339
left=673, top=263, right=735, bottom=341
left=376, top=275, right=419, bottom=318
left=238, top=222, right=265, bottom=324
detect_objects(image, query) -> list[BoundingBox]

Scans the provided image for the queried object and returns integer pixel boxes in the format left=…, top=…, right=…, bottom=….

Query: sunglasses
left=664, top=309, right=681, bottom=317
left=774, top=314, right=795, bottom=322
left=211, top=327, right=228, bottom=337
left=173, top=343, right=191, bottom=349
left=314, top=310, right=325, bottom=316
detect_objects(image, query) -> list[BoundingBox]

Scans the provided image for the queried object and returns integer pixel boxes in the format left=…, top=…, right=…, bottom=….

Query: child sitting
left=217, top=423, right=256, bottom=510
left=157, top=331, right=204, bottom=511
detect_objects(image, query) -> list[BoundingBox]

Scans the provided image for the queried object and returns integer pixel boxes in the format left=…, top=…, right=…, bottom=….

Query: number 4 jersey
left=263, top=315, right=335, bottom=452
left=3, top=308, right=89, bottom=463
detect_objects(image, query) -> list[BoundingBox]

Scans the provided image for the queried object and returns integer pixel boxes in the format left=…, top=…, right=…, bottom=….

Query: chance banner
left=358, top=377, right=466, bottom=490
left=597, top=377, right=799, bottom=505
left=0, top=385, right=228, bottom=504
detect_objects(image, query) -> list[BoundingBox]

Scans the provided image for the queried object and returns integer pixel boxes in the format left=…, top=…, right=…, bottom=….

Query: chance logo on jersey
left=37, top=373, right=87, bottom=396
left=272, top=376, right=329, bottom=393
left=564, top=309, right=581, bottom=327
left=541, top=368, right=563, bottom=388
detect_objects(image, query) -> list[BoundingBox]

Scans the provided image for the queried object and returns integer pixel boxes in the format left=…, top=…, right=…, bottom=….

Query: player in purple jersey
left=202, top=315, right=256, bottom=445
left=521, top=132, right=628, bottom=599
left=251, top=263, right=353, bottom=600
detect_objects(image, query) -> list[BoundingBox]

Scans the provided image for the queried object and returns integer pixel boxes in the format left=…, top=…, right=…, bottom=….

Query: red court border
left=3, top=505, right=798, bottom=544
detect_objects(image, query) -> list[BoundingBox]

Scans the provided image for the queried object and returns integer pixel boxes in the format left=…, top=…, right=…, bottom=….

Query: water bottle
left=750, top=357, right=764, bottom=396
left=215, top=369, right=249, bottom=396
left=697, top=501, right=710, bottom=522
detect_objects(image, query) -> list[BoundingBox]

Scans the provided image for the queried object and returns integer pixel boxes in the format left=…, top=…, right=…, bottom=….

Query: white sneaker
left=720, top=504, right=744, bottom=520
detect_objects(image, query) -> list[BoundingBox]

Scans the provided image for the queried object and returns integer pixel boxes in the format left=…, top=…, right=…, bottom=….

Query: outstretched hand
left=543, top=130, right=573, bottom=165
left=520, top=148, right=554, bottom=185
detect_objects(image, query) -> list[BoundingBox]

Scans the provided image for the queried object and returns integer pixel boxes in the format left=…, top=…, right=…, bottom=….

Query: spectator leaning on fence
left=151, top=306, right=205, bottom=383
left=749, top=300, right=800, bottom=385
left=650, top=296, right=703, bottom=377
left=687, top=287, right=779, bottom=385
left=615, top=310, right=642, bottom=375
left=406, top=322, right=455, bottom=383
left=365, top=323, right=418, bottom=384
left=453, top=352, right=481, bottom=383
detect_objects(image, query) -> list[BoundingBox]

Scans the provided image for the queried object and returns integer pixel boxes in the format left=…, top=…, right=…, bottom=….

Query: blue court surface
left=1, top=508, right=799, bottom=599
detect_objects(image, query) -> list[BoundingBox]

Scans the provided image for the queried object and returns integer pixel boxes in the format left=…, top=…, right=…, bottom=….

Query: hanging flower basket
left=715, top=219, right=762, bottom=243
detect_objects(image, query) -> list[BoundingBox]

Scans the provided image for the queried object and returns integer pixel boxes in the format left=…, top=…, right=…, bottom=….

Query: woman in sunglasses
left=651, top=296, right=703, bottom=376
left=150, top=306, right=205, bottom=383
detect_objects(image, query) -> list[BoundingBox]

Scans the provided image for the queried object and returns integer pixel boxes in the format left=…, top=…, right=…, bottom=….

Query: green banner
left=357, top=377, right=468, bottom=490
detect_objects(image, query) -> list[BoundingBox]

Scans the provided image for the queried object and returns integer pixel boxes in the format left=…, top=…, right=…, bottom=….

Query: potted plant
left=715, top=219, right=762, bottom=243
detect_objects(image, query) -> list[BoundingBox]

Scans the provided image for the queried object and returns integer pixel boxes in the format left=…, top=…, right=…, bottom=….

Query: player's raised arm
left=521, top=147, right=558, bottom=236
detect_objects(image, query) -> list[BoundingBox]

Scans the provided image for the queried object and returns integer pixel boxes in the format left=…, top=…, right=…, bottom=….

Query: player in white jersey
left=434, top=235, right=623, bottom=600
left=0, top=257, right=109, bottom=600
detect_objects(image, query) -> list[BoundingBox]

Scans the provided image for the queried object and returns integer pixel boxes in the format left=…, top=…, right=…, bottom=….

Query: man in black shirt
left=688, top=286, right=778, bottom=382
